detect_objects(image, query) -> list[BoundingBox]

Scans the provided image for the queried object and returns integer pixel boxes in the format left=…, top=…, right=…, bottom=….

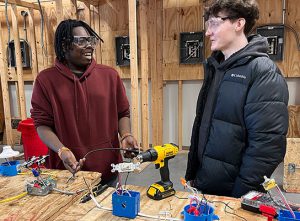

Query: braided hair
left=54, top=19, right=103, bottom=62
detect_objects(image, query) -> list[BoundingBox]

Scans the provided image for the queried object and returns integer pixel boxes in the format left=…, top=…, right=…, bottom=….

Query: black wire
left=124, top=172, right=130, bottom=189
left=174, top=194, right=188, bottom=200
left=37, top=0, right=47, bottom=56
left=255, top=23, right=300, bottom=51
left=267, top=191, right=288, bottom=210
left=5, top=0, right=9, bottom=43
left=82, top=147, right=139, bottom=159
left=174, top=192, right=247, bottom=220
left=203, top=193, right=248, bottom=221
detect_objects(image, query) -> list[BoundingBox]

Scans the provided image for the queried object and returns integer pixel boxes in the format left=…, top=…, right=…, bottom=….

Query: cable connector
left=262, top=176, right=277, bottom=191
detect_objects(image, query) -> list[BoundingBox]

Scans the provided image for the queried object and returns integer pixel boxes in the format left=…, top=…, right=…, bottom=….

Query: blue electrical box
left=112, top=190, right=140, bottom=219
left=278, top=210, right=300, bottom=221
left=0, top=160, right=20, bottom=176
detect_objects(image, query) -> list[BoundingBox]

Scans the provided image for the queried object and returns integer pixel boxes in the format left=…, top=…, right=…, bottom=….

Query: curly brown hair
left=204, top=0, right=259, bottom=35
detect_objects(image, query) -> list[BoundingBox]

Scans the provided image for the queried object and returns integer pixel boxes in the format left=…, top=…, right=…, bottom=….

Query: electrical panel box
left=115, top=36, right=130, bottom=66
left=180, top=32, right=204, bottom=64
left=256, top=25, right=284, bottom=61
left=8, top=39, right=31, bottom=68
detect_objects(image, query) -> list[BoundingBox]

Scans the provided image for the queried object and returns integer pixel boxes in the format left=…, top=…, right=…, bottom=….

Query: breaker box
left=115, top=36, right=130, bottom=66
left=179, top=32, right=204, bottom=64
left=8, top=39, right=31, bottom=68
left=256, top=25, right=285, bottom=61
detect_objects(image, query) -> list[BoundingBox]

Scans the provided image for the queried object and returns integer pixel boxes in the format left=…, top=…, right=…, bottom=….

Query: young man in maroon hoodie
left=31, top=19, right=138, bottom=185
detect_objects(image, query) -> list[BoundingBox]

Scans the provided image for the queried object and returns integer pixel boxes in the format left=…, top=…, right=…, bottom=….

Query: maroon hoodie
left=31, top=59, right=129, bottom=182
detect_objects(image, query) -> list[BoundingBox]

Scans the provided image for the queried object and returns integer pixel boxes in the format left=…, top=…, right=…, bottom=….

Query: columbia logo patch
left=231, top=73, right=246, bottom=79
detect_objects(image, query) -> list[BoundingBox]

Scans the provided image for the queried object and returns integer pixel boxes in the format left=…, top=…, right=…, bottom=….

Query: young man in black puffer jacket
left=185, top=0, right=289, bottom=198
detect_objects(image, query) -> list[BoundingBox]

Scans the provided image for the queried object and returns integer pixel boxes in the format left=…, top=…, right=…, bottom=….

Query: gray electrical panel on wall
left=179, top=32, right=204, bottom=64
left=115, top=36, right=130, bottom=66
left=256, top=25, right=285, bottom=61
left=8, top=40, right=31, bottom=68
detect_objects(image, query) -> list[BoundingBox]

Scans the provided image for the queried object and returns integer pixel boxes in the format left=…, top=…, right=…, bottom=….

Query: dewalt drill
left=135, top=143, right=179, bottom=200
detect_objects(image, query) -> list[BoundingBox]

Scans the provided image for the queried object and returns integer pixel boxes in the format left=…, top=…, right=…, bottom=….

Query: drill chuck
left=136, top=149, right=158, bottom=162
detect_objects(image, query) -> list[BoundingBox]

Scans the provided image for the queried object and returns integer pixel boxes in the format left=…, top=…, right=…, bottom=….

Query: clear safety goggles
left=205, top=16, right=233, bottom=30
left=73, top=36, right=99, bottom=48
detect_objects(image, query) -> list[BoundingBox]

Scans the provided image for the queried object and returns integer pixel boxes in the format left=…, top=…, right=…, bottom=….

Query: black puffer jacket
left=185, top=35, right=289, bottom=198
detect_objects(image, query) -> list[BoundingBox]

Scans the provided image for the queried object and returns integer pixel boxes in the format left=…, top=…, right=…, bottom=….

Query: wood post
left=139, top=0, right=149, bottom=150
left=0, top=20, right=13, bottom=145
left=28, top=8, right=38, bottom=81
left=128, top=0, right=139, bottom=143
left=178, top=80, right=182, bottom=150
left=150, top=0, right=163, bottom=146
left=11, top=4, right=27, bottom=120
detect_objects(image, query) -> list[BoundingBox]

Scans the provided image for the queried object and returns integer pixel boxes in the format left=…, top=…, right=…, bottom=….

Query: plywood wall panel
left=162, top=3, right=203, bottom=81
left=163, top=40, right=178, bottom=64
left=283, top=138, right=300, bottom=193
left=284, top=0, right=300, bottom=77
left=163, top=8, right=178, bottom=41
left=164, top=0, right=201, bottom=8
left=99, top=0, right=128, bottom=32
left=256, top=0, right=283, bottom=25
left=178, top=6, right=202, bottom=32
left=287, top=105, right=300, bottom=138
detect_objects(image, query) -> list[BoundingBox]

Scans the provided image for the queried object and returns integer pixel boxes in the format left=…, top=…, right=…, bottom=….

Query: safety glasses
left=72, top=36, right=99, bottom=48
left=205, top=16, right=234, bottom=30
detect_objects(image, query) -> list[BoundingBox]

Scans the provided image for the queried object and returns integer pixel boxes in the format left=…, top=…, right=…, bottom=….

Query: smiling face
left=64, top=26, right=94, bottom=73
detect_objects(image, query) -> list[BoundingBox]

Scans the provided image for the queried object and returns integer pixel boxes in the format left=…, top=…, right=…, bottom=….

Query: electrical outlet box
left=180, top=32, right=204, bottom=64
left=256, top=25, right=284, bottom=61
left=8, top=39, right=31, bottom=68
left=115, top=36, right=130, bottom=66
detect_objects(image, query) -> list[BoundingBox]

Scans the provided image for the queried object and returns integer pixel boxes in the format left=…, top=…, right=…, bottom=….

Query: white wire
left=138, top=212, right=182, bottom=221
left=90, top=193, right=182, bottom=220
left=90, top=193, right=112, bottom=211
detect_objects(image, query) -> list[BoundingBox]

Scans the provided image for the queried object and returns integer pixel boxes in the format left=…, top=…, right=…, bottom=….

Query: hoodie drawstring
left=73, top=75, right=79, bottom=122
left=84, top=76, right=91, bottom=142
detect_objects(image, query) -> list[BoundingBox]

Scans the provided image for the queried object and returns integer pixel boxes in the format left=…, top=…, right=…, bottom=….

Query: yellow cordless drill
left=135, top=143, right=179, bottom=200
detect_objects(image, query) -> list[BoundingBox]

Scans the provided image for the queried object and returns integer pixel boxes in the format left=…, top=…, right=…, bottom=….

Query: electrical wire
left=52, top=187, right=86, bottom=196
left=175, top=191, right=247, bottom=221
left=255, top=23, right=300, bottom=51
left=275, top=186, right=296, bottom=219
left=82, top=147, right=139, bottom=159
left=174, top=194, right=188, bottom=200
left=200, top=193, right=247, bottom=220
left=0, top=192, right=28, bottom=203
left=36, top=0, right=47, bottom=56
left=4, top=0, right=12, bottom=67
left=4, top=0, right=9, bottom=43
left=267, top=191, right=288, bottom=210
left=124, top=172, right=130, bottom=189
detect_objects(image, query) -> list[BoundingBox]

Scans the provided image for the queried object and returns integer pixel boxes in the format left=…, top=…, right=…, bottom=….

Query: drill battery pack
left=147, top=181, right=175, bottom=200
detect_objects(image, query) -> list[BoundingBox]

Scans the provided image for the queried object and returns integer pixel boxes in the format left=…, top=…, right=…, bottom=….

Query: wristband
left=58, top=146, right=70, bottom=159
left=120, top=133, right=133, bottom=142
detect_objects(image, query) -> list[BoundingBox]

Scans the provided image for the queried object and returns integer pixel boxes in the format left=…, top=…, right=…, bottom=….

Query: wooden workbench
left=0, top=170, right=265, bottom=221
left=0, top=169, right=101, bottom=220
left=56, top=185, right=265, bottom=221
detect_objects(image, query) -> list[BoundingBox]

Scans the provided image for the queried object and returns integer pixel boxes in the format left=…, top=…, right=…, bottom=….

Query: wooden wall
left=0, top=0, right=300, bottom=147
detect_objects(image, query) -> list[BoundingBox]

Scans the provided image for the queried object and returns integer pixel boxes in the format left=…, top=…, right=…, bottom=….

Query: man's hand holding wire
left=120, top=133, right=139, bottom=158
left=58, top=147, right=85, bottom=174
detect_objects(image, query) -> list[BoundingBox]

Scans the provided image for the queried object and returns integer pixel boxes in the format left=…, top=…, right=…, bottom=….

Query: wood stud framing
left=11, top=4, right=27, bottom=120
left=0, top=0, right=300, bottom=148
left=0, top=20, right=13, bottom=145
left=128, top=0, right=139, bottom=143
left=139, top=0, right=149, bottom=150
